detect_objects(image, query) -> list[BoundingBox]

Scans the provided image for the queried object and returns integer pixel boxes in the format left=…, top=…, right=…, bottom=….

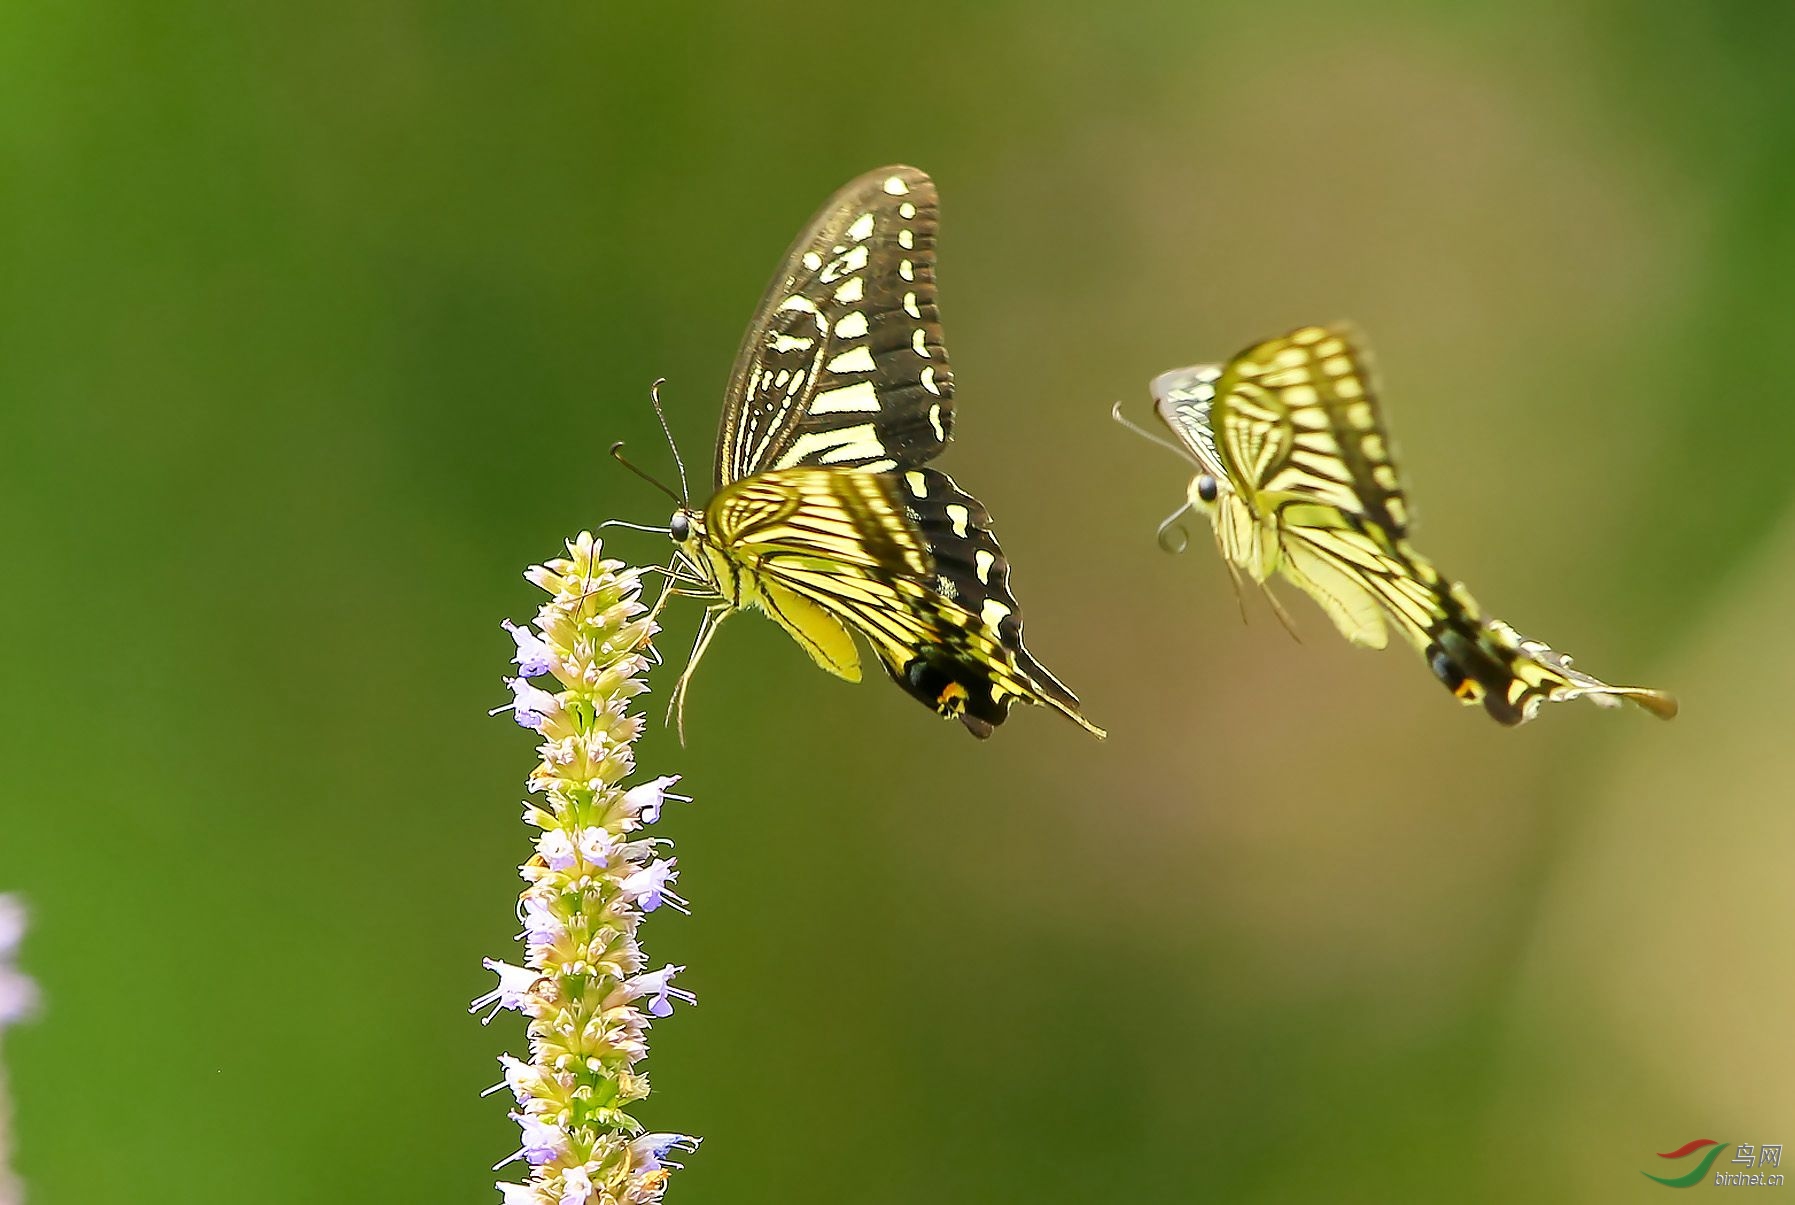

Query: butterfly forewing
left=1150, top=364, right=1229, bottom=480
left=1215, top=324, right=1411, bottom=540
left=715, top=166, right=953, bottom=487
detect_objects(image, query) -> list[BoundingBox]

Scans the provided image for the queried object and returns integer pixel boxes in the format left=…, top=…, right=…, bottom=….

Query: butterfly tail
left=1418, top=574, right=1676, bottom=725
left=886, top=469, right=1104, bottom=738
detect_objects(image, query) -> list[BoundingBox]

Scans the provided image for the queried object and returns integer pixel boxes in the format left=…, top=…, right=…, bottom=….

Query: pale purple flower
left=575, top=827, right=615, bottom=868
left=0, top=894, right=35, bottom=1027
left=496, top=1113, right=566, bottom=1169
left=619, top=858, right=687, bottom=915
left=517, top=1115, right=565, bottom=1166
left=519, top=896, right=562, bottom=948
left=630, top=1132, right=702, bottom=1173
left=535, top=829, right=577, bottom=871
left=482, top=536, right=697, bottom=1193
left=621, top=775, right=688, bottom=825
left=0, top=969, right=34, bottom=1027
left=470, top=959, right=539, bottom=1023
left=502, top=620, right=556, bottom=677
left=0, top=897, right=23, bottom=957
left=490, top=678, right=560, bottom=731
left=625, top=965, right=695, bottom=1019
left=560, top=1163, right=596, bottom=1205
left=482, top=1054, right=537, bottom=1105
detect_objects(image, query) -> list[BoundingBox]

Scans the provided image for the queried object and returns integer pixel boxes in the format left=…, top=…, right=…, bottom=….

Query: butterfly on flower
left=625, top=166, right=1102, bottom=741
left=1125, top=323, right=1676, bottom=725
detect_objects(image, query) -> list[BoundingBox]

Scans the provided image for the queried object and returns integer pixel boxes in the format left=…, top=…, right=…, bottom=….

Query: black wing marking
left=714, top=165, right=953, bottom=487
left=712, top=467, right=1101, bottom=738
left=1414, top=573, right=1678, bottom=724
left=882, top=468, right=1092, bottom=737
left=1288, top=516, right=1677, bottom=724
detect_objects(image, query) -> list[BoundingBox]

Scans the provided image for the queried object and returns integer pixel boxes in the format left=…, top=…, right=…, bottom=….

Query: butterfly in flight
left=1125, top=323, right=1677, bottom=725
left=623, top=166, right=1102, bottom=740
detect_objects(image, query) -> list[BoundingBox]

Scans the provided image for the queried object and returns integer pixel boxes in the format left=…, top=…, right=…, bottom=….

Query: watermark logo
left=1645, top=1139, right=1783, bottom=1188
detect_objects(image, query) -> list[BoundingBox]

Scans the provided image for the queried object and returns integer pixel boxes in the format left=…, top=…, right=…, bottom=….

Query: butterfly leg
left=1261, top=582, right=1303, bottom=644
left=1155, top=501, right=1194, bottom=554
left=1208, top=521, right=1252, bottom=628
left=667, top=602, right=730, bottom=744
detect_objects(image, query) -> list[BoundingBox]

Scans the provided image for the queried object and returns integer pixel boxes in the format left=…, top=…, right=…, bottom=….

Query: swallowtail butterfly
left=654, top=166, right=1103, bottom=740
left=1136, top=324, right=1676, bottom=725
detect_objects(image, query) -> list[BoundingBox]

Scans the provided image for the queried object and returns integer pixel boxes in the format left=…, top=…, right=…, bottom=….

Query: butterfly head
left=667, top=507, right=704, bottom=553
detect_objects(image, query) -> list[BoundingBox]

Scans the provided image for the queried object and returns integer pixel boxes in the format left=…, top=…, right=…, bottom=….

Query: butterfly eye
left=1196, top=475, right=1219, bottom=504
left=669, top=512, right=691, bottom=542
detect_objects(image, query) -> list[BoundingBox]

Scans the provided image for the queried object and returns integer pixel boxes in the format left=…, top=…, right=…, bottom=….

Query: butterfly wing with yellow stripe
left=1151, top=324, right=1675, bottom=724
left=667, top=166, right=1097, bottom=737
left=703, top=466, right=1098, bottom=738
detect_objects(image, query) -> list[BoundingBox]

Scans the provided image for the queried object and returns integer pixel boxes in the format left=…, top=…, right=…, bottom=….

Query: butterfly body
left=661, top=166, right=1100, bottom=739
left=1147, top=324, right=1676, bottom=725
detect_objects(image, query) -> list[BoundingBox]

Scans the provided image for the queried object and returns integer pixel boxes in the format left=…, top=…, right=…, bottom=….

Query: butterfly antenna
left=649, top=378, right=690, bottom=505
left=609, top=442, right=683, bottom=505
left=1111, top=401, right=1192, bottom=462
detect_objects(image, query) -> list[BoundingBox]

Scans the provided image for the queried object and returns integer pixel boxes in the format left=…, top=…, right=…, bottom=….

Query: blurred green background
left=3, top=2, right=1792, bottom=1201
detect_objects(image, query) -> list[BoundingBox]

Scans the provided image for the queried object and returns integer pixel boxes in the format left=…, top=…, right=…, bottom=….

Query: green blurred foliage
left=0, top=2, right=1789, bottom=1202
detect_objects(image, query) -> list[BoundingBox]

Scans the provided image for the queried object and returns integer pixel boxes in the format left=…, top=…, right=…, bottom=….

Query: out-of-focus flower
left=0, top=894, right=37, bottom=1205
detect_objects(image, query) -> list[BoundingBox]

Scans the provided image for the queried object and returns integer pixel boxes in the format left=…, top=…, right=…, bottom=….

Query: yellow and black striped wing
left=1271, top=508, right=1678, bottom=724
left=1211, top=324, right=1410, bottom=536
left=714, top=166, right=951, bottom=486
left=707, top=467, right=1101, bottom=738
left=1422, top=589, right=1679, bottom=724
left=1149, top=324, right=1675, bottom=724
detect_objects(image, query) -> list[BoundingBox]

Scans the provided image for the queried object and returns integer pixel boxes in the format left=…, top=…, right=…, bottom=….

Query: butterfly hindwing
left=885, top=467, right=1086, bottom=735
left=705, top=466, right=1097, bottom=737
left=714, top=165, right=952, bottom=487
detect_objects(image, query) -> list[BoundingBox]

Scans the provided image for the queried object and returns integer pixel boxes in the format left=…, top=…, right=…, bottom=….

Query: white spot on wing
left=826, top=346, right=877, bottom=375
left=947, top=504, right=970, bottom=537
left=802, top=251, right=823, bottom=271
left=834, top=312, right=869, bottom=339
left=833, top=275, right=864, bottom=304
left=921, top=366, right=941, bottom=396
left=781, top=424, right=884, bottom=467
left=883, top=175, right=909, bottom=195
left=846, top=212, right=876, bottom=242
left=809, top=381, right=880, bottom=413
left=819, top=245, right=869, bottom=282
left=928, top=403, right=945, bottom=440
left=911, top=329, right=931, bottom=358
left=981, top=598, right=1011, bottom=628
left=903, top=291, right=921, bottom=319
left=974, top=549, right=995, bottom=582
